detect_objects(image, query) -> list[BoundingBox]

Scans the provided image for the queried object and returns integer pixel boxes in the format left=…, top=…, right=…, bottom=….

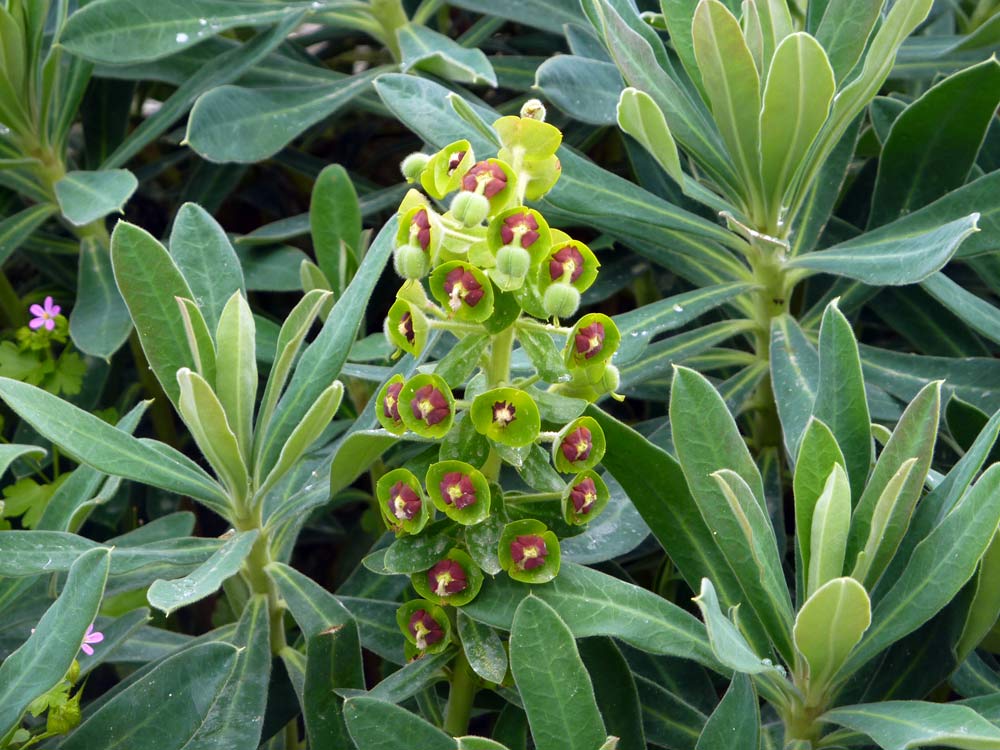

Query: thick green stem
left=443, top=650, right=477, bottom=736
left=747, top=244, right=790, bottom=452
left=239, top=523, right=288, bottom=655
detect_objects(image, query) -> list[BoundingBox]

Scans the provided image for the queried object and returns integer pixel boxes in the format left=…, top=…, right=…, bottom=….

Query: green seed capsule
left=400, top=152, right=431, bottom=182
left=542, top=281, right=580, bottom=319
left=450, top=191, right=491, bottom=227
left=393, top=243, right=429, bottom=280
left=492, top=244, right=531, bottom=291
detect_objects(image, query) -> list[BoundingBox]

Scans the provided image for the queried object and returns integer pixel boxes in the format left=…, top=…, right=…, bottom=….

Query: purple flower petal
left=29, top=304, right=44, bottom=317
left=43, top=319, right=55, bottom=331
left=29, top=318, right=44, bottom=330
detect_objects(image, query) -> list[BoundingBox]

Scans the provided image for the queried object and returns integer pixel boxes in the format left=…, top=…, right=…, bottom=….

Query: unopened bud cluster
left=382, top=109, right=621, bottom=659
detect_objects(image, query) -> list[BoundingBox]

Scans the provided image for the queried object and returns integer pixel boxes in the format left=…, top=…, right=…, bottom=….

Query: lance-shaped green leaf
left=215, top=291, right=257, bottom=460
left=176, top=298, right=217, bottom=384
left=691, top=0, right=761, bottom=206
left=839, top=464, right=1000, bottom=678
left=310, top=164, right=361, bottom=293
left=60, top=642, right=239, bottom=750
left=458, top=611, right=508, bottom=684
left=398, top=23, right=496, bottom=86
left=55, top=169, right=137, bottom=226
left=801, top=194, right=975, bottom=273
left=510, top=597, right=607, bottom=750
left=436, top=333, right=490, bottom=387
left=578, top=638, right=644, bottom=750
left=759, top=32, right=834, bottom=225
left=846, top=380, right=941, bottom=578
left=795, top=577, right=870, bottom=699
left=694, top=674, right=759, bottom=750
left=957, top=530, right=1000, bottom=662
left=147, top=530, right=258, bottom=615
left=516, top=326, right=567, bottom=384
left=266, top=560, right=355, bottom=636
left=71, top=236, right=134, bottom=359
left=344, top=696, right=454, bottom=750
left=254, top=288, right=331, bottom=458
left=186, top=68, right=381, bottom=163
left=184, top=595, right=270, bottom=750
left=617, top=87, right=683, bottom=185
left=0, top=547, right=110, bottom=737
left=869, top=58, right=1000, bottom=228
left=692, top=578, right=772, bottom=674
left=813, top=0, right=881, bottom=82
left=61, top=0, right=326, bottom=64
left=535, top=54, right=621, bottom=125
left=176, top=367, right=247, bottom=503
left=0, top=377, right=229, bottom=510
left=821, top=701, right=1000, bottom=750
left=656, top=0, right=702, bottom=95
left=257, top=380, right=343, bottom=498
left=807, top=463, right=851, bottom=597
left=0, top=443, right=45, bottom=478
left=851, top=458, right=920, bottom=588
left=304, top=606, right=364, bottom=748
left=0, top=203, right=56, bottom=267
left=812, top=301, right=872, bottom=502
left=111, top=221, right=197, bottom=408
left=169, top=202, right=245, bottom=333
left=256, top=217, right=395, bottom=479
left=795, top=419, right=846, bottom=594
left=462, top=562, right=716, bottom=667
left=770, top=314, right=819, bottom=459
left=922, top=271, right=1000, bottom=347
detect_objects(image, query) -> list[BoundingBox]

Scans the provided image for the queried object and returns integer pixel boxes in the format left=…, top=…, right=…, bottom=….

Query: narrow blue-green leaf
left=54, top=169, right=137, bottom=226
left=510, top=597, right=606, bottom=750
left=60, top=642, right=239, bottom=750
left=398, top=24, right=496, bottom=86
left=459, top=611, right=508, bottom=684
left=0, top=203, right=56, bottom=267
left=344, top=696, right=454, bottom=750
left=922, top=271, right=1000, bottom=346
left=267, top=560, right=354, bottom=637
left=169, top=203, right=245, bottom=334
left=694, top=674, right=759, bottom=750
left=303, top=608, right=364, bottom=748
left=147, top=530, right=258, bottom=615
left=534, top=55, right=621, bottom=125
left=813, top=0, right=881, bottom=82
left=310, top=163, right=361, bottom=293
left=214, top=292, right=257, bottom=459
left=692, top=578, right=772, bottom=674
left=822, top=701, right=1000, bottom=750
left=0, top=547, right=110, bottom=737
left=70, top=236, right=133, bottom=358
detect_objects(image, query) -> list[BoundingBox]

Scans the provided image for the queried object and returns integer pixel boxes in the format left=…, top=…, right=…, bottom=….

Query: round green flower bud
left=542, top=282, right=580, bottom=320
left=450, top=191, right=490, bottom=227
left=552, top=416, right=606, bottom=474
left=426, top=460, right=491, bottom=525
left=498, top=519, right=560, bottom=584
left=66, top=659, right=81, bottom=685
left=401, top=152, right=431, bottom=182
left=491, top=244, right=531, bottom=291
left=385, top=298, right=428, bottom=356
left=600, top=363, right=621, bottom=394
left=520, top=98, right=547, bottom=122
left=561, top=470, right=610, bottom=525
left=398, top=373, right=456, bottom=439
left=411, top=549, right=484, bottom=606
left=397, top=600, right=452, bottom=654
left=393, top=243, right=429, bottom=280
left=470, top=387, right=541, bottom=448
left=376, top=468, right=430, bottom=535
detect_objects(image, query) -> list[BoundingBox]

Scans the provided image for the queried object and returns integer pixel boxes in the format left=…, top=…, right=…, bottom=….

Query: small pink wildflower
left=80, top=624, right=104, bottom=656
left=29, top=296, right=60, bottom=331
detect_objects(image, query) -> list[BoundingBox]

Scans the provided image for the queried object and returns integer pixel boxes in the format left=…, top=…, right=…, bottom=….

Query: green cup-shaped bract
left=498, top=518, right=561, bottom=584
left=430, top=261, right=495, bottom=323
left=537, top=237, right=599, bottom=296
left=425, top=460, right=492, bottom=525
left=561, top=470, right=610, bottom=525
left=375, top=374, right=407, bottom=435
left=376, top=468, right=430, bottom=535
left=385, top=298, right=428, bottom=356
left=470, top=387, right=541, bottom=448
left=396, top=599, right=452, bottom=654
left=420, top=139, right=474, bottom=198
left=411, top=548, right=484, bottom=606
left=564, top=313, right=621, bottom=370
left=458, top=157, right=517, bottom=215
left=396, top=204, right=442, bottom=259
left=552, top=416, right=606, bottom=473
left=486, top=207, right=552, bottom=262
left=398, top=374, right=455, bottom=439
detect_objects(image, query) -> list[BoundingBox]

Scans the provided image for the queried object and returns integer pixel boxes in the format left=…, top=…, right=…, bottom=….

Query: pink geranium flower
left=28, top=296, right=60, bottom=331
left=80, top=624, right=104, bottom=656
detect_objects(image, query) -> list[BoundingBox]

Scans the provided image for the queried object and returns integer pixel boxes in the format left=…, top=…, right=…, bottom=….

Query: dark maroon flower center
left=570, top=477, right=598, bottom=515
left=443, top=267, right=484, bottom=311
left=511, top=534, right=548, bottom=571
left=491, top=400, right=516, bottom=429
left=398, top=312, right=415, bottom=345
left=440, top=472, right=477, bottom=509
left=574, top=322, right=605, bottom=360
left=428, top=559, right=468, bottom=597
left=448, top=150, right=467, bottom=173
left=409, top=609, right=444, bottom=649
left=383, top=382, right=403, bottom=422
left=412, top=209, right=431, bottom=251
left=561, top=427, right=593, bottom=463
left=389, top=481, right=421, bottom=521
left=462, top=161, right=507, bottom=198
left=411, top=385, right=450, bottom=426
left=549, top=245, right=585, bottom=282
left=500, top=212, right=540, bottom=248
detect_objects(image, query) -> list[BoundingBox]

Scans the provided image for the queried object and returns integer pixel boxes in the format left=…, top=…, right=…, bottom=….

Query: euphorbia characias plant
left=364, top=101, right=625, bottom=733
